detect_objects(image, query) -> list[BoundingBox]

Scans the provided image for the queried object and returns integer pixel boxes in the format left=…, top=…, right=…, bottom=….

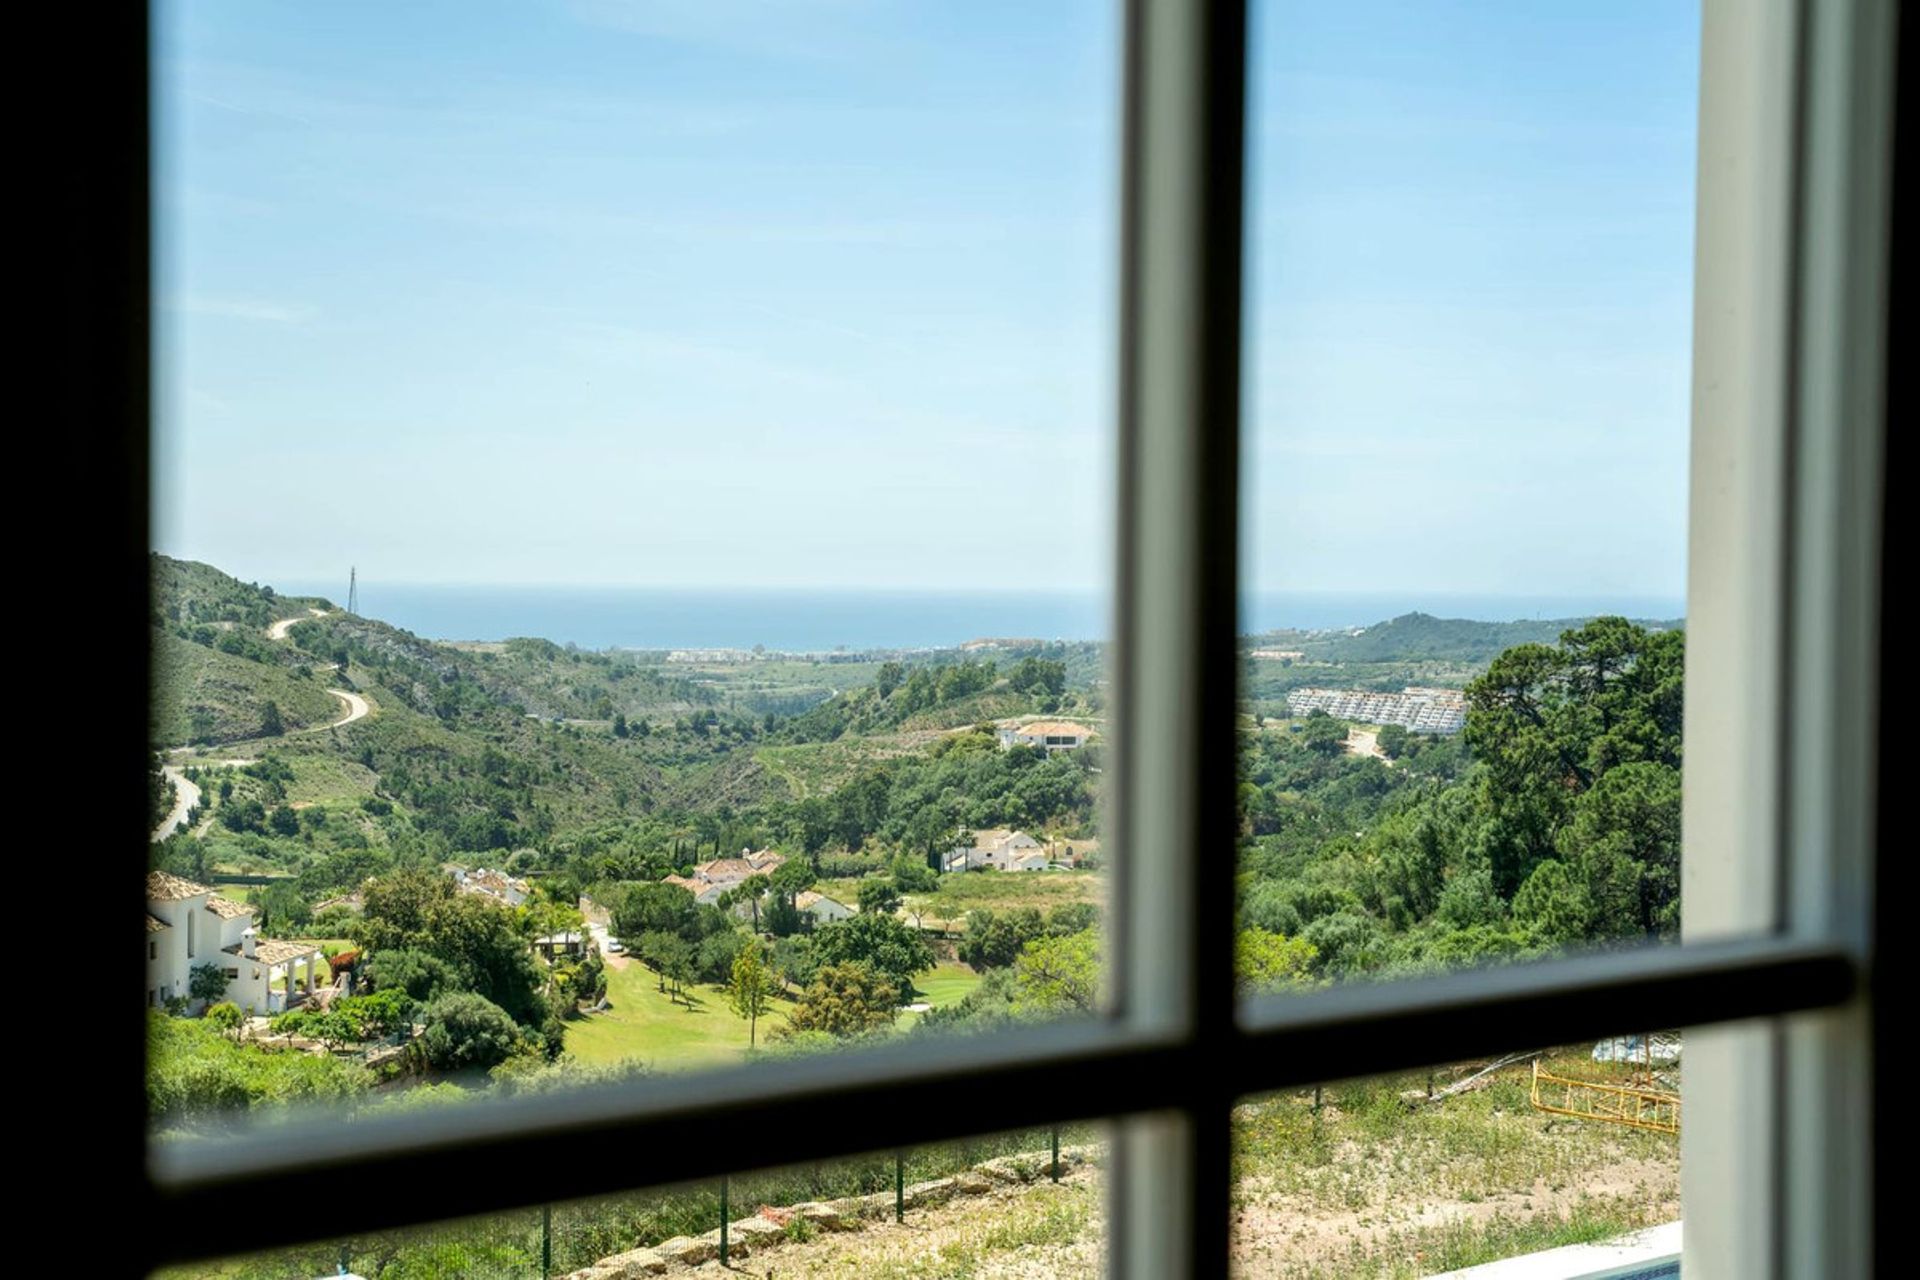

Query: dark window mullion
left=1107, top=0, right=1248, bottom=1273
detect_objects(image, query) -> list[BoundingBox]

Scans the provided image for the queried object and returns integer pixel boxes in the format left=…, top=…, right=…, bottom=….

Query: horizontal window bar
left=149, top=937, right=1854, bottom=1267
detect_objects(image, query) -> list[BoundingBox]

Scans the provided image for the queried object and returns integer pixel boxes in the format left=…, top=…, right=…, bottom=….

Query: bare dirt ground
left=1346, top=727, right=1387, bottom=760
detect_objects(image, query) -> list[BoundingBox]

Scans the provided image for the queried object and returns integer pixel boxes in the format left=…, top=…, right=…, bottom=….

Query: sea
left=272, top=582, right=1685, bottom=654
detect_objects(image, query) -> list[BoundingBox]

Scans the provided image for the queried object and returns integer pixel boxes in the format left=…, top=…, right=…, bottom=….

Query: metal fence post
left=895, top=1150, right=905, bottom=1222
left=1051, top=1126, right=1061, bottom=1182
left=720, top=1175, right=729, bottom=1265
left=541, top=1203, right=551, bottom=1280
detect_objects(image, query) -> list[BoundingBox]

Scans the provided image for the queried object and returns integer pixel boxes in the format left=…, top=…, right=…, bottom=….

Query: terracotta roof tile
left=253, top=939, right=322, bottom=966
left=147, top=870, right=211, bottom=901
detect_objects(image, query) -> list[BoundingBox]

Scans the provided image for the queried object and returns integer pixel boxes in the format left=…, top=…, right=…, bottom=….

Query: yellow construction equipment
left=1529, top=1059, right=1680, bottom=1135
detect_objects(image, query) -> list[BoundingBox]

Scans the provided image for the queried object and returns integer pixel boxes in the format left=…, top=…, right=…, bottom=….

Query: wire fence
left=163, top=1125, right=1096, bottom=1280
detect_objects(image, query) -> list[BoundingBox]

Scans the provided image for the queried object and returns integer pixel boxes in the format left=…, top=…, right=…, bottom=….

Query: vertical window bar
left=1681, top=2, right=1803, bottom=1271
left=1110, top=0, right=1247, bottom=1276
left=1779, top=0, right=1895, bottom=1274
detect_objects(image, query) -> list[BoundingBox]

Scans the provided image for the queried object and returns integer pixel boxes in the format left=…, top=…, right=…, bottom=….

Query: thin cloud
left=171, top=295, right=315, bottom=324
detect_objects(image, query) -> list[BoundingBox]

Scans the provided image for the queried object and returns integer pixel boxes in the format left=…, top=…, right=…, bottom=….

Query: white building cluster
left=1285, top=685, right=1468, bottom=734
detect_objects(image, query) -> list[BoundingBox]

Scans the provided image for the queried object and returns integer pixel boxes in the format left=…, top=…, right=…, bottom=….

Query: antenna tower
left=348, top=567, right=358, bottom=615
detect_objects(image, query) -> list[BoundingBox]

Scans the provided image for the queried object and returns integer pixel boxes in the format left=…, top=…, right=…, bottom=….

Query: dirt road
left=266, top=608, right=329, bottom=641
left=151, top=765, right=201, bottom=841
left=322, top=688, right=369, bottom=729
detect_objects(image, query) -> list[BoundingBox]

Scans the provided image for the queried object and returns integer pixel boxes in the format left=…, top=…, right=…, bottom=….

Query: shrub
left=420, top=993, right=520, bottom=1071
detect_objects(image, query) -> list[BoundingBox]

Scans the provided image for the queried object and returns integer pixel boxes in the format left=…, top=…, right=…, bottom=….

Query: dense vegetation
left=148, top=558, right=1682, bottom=1116
left=1236, top=617, right=1683, bottom=977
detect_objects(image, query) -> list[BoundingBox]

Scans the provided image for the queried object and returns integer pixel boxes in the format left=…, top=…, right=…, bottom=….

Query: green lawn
left=565, top=957, right=980, bottom=1067
left=563, top=958, right=801, bottom=1071
left=913, top=961, right=981, bottom=1007
left=898, top=961, right=982, bottom=1030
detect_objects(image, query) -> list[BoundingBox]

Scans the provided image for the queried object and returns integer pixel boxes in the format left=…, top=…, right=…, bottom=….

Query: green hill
left=152, top=630, right=345, bottom=746
left=149, top=557, right=345, bottom=746
left=1283, top=611, right=1682, bottom=666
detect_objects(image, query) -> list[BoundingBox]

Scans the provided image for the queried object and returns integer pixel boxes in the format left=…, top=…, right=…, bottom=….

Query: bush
left=420, top=993, right=520, bottom=1071
left=366, top=949, right=457, bottom=1004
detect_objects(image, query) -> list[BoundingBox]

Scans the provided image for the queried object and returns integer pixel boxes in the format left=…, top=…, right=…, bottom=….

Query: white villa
left=453, top=867, right=531, bottom=907
left=146, top=870, right=324, bottom=1015
left=997, top=721, right=1093, bottom=753
left=666, top=848, right=788, bottom=905
left=795, top=891, right=855, bottom=923
left=942, top=829, right=1051, bottom=874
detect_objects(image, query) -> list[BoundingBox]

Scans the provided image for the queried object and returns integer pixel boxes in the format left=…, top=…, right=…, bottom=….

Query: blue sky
left=155, top=0, right=1697, bottom=598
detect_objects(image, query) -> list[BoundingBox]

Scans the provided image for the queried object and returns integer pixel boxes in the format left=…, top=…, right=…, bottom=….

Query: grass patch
left=907, top=870, right=1105, bottom=926
left=897, top=962, right=982, bottom=1031
left=562, top=956, right=799, bottom=1071
left=1230, top=1050, right=1679, bottom=1276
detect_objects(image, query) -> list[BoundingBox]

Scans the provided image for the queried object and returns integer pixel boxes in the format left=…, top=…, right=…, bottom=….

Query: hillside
left=1275, top=611, right=1681, bottom=667
left=151, top=630, right=346, bottom=746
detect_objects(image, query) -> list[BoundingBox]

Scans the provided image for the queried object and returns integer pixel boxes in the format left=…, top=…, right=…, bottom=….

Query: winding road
left=266, top=607, right=329, bottom=641
left=150, top=612, right=368, bottom=842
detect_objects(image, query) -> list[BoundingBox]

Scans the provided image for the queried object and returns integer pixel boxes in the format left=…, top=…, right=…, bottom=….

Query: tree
left=696, top=928, right=747, bottom=984
left=353, top=871, right=455, bottom=955
left=1013, top=930, right=1100, bottom=1014
left=728, top=943, right=779, bottom=1047
left=958, top=907, right=1044, bottom=969
left=1235, top=929, right=1317, bottom=995
left=636, top=932, right=695, bottom=1003
left=260, top=701, right=285, bottom=736
left=268, top=805, right=300, bottom=836
left=808, top=913, right=934, bottom=995
left=1300, top=912, right=1384, bottom=977
left=611, top=881, right=699, bottom=950
left=366, top=949, right=456, bottom=1003
left=189, top=962, right=231, bottom=1006
left=1513, top=859, right=1594, bottom=944
left=735, top=873, right=770, bottom=932
left=770, top=935, right=817, bottom=992
left=1377, top=723, right=1412, bottom=759
left=781, top=962, right=897, bottom=1038
left=856, top=878, right=902, bottom=916
left=338, top=989, right=415, bottom=1039
left=1303, top=711, right=1347, bottom=757
left=612, top=712, right=629, bottom=738
left=1557, top=760, right=1681, bottom=939
left=420, top=993, right=520, bottom=1071
left=205, top=1001, right=244, bottom=1041
left=763, top=892, right=803, bottom=938
left=890, top=853, right=938, bottom=895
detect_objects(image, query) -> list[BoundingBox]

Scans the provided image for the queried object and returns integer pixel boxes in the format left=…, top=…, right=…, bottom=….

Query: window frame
left=115, top=0, right=1898, bottom=1275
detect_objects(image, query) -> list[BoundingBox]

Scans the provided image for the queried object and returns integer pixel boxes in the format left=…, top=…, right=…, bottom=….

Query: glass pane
left=1238, top=0, right=1700, bottom=1000
left=149, top=0, right=1118, bottom=1147
left=155, top=1125, right=1108, bottom=1279
left=1234, top=1042, right=1683, bottom=1277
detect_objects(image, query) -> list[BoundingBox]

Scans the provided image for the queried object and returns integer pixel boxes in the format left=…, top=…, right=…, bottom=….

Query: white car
left=605, top=939, right=625, bottom=955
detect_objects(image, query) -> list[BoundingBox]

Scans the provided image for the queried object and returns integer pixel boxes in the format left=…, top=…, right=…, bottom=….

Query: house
left=795, top=891, right=855, bottom=923
left=453, top=867, right=531, bottom=907
left=534, top=931, right=586, bottom=960
left=146, top=870, right=324, bottom=1016
left=942, top=829, right=1051, bottom=873
left=666, top=848, right=789, bottom=904
left=997, top=720, right=1093, bottom=752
